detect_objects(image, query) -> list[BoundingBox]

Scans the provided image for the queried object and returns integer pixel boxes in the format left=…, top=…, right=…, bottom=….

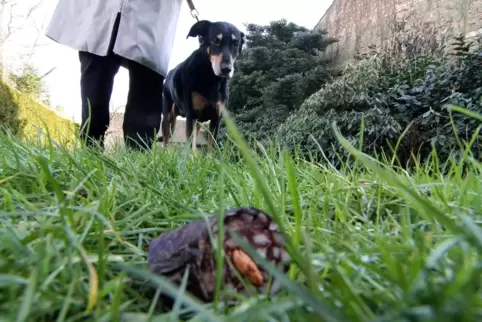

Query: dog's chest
left=192, top=92, right=211, bottom=111
left=191, top=91, right=218, bottom=122
left=190, top=81, right=223, bottom=116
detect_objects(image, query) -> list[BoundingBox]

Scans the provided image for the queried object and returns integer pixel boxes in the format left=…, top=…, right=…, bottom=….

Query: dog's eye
left=232, top=40, right=238, bottom=47
left=214, top=38, right=221, bottom=45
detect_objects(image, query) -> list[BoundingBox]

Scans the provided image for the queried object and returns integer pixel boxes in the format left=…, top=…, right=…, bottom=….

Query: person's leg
left=122, top=59, right=165, bottom=150
left=79, top=52, right=121, bottom=148
left=78, top=13, right=122, bottom=149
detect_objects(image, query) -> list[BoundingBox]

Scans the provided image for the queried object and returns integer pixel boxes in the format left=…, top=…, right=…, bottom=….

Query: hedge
left=0, top=81, right=78, bottom=146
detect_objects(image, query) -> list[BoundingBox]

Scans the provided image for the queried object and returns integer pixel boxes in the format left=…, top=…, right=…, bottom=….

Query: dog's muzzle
left=221, top=62, right=232, bottom=77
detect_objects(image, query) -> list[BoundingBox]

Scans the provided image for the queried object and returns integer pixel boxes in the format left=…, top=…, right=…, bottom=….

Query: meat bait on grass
left=147, top=207, right=291, bottom=305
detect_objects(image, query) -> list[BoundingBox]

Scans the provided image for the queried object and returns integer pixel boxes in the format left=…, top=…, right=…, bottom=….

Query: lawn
left=0, top=114, right=481, bottom=322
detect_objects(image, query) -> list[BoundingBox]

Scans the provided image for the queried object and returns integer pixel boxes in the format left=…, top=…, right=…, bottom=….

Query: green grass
left=0, top=108, right=481, bottom=322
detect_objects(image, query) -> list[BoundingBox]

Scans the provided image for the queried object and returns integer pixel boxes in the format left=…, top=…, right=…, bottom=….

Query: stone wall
left=315, top=0, right=482, bottom=65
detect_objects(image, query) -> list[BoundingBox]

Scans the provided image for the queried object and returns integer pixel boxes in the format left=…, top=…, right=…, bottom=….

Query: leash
left=186, top=0, right=204, bottom=45
left=186, top=0, right=199, bottom=22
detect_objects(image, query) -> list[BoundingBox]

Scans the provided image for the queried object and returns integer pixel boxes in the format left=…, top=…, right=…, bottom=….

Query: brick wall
left=315, top=0, right=482, bottom=65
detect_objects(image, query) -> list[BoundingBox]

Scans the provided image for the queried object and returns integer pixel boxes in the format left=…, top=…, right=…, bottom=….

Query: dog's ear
left=239, top=32, right=246, bottom=54
left=187, top=20, right=211, bottom=39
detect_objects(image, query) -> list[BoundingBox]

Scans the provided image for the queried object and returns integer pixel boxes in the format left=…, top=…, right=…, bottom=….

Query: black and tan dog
left=160, top=20, right=245, bottom=151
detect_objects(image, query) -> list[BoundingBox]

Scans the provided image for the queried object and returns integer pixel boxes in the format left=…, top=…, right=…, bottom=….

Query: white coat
left=45, top=0, right=183, bottom=77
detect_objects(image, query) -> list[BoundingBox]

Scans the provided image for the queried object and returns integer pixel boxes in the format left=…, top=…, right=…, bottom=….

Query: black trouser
left=79, top=14, right=164, bottom=150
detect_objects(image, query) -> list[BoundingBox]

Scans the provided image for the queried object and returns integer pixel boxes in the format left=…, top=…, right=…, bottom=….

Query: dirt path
left=104, top=115, right=208, bottom=150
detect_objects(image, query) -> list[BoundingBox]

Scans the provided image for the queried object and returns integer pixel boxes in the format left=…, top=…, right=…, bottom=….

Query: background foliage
left=219, top=18, right=481, bottom=168
left=8, top=62, right=49, bottom=104
left=0, top=81, right=77, bottom=145
left=220, top=19, right=338, bottom=143
left=0, top=81, right=26, bottom=136
left=277, top=36, right=482, bottom=166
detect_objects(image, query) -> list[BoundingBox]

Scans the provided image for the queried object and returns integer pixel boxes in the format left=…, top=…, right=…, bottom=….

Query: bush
left=0, top=82, right=26, bottom=136
left=277, top=106, right=402, bottom=163
left=220, top=19, right=337, bottom=144
left=9, top=63, right=45, bottom=98
left=277, top=38, right=482, bottom=166
left=9, top=62, right=53, bottom=107
left=0, top=81, right=78, bottom=145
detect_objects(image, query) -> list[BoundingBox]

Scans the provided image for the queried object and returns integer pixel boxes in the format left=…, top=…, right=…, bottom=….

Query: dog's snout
left=221, top=62, right=232, bottom=76
left=221, top=67, right=231, bottom=75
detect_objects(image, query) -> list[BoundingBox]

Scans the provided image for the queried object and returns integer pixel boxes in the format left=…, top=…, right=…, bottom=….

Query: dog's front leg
left=208, top=100, right=225, bottom=151
left=207, top=117, right=219, bottom=152
left=195, top=122, right=201, bottom=150
left=161, top=94, right=171, bottom=147
left=208, top=80, right=228, bottom=151
left=185, top=114, right=197, bottom=153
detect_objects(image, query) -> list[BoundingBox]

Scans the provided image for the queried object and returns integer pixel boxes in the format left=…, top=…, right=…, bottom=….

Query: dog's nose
left=221, top=67, right=231, bottom=75
left=221, top=63, right=232, bottom=75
